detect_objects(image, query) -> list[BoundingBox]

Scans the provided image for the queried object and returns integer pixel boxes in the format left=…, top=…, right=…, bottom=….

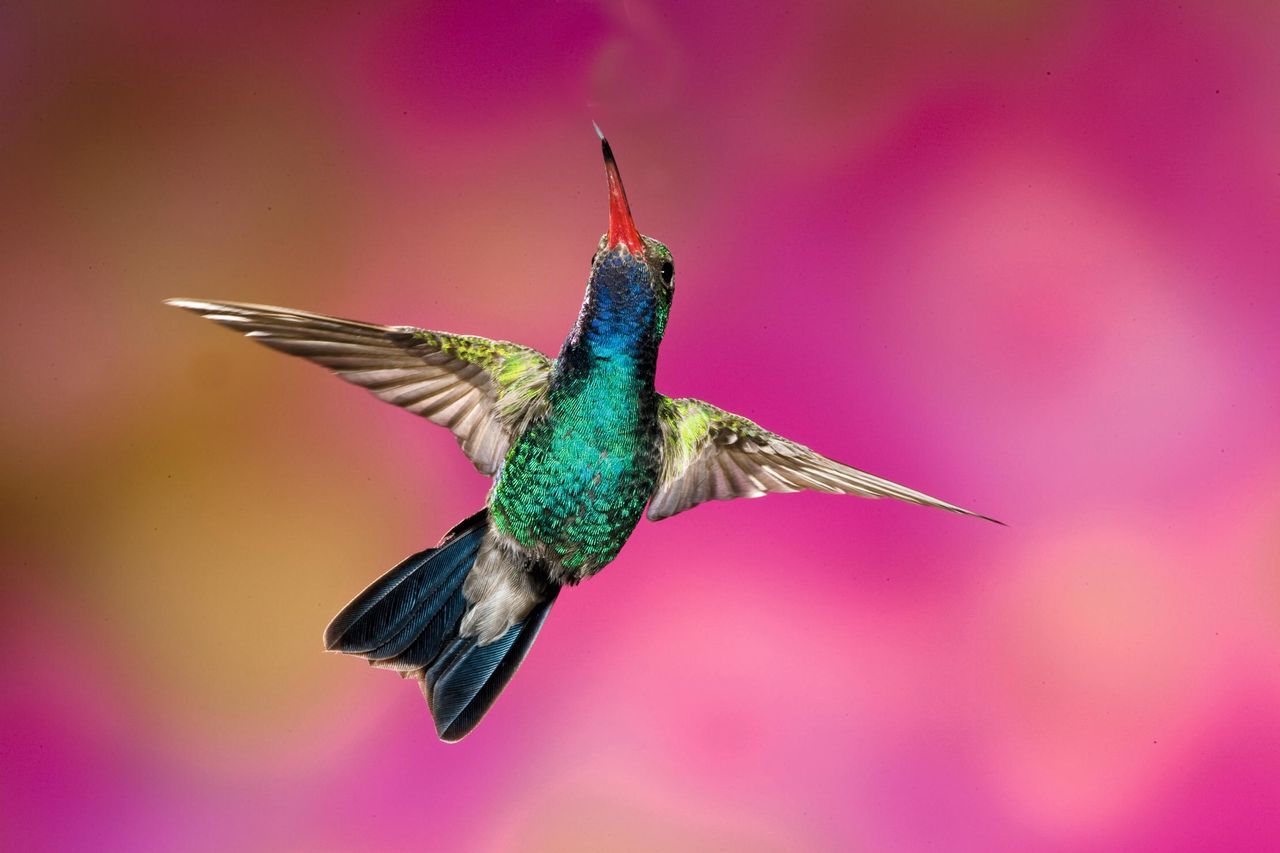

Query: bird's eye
left=659, top=260, right=674, bottom=286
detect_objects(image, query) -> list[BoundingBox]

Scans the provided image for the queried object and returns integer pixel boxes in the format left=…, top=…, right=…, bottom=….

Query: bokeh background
left=3, top=1, right=1279, bottom=850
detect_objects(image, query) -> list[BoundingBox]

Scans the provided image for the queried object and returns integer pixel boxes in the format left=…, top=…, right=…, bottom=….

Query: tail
left=324, top=509, right=558, bottom=741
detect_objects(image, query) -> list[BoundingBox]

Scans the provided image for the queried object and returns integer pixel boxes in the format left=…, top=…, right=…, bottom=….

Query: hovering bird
left=168, top=131, right=997, bottom=741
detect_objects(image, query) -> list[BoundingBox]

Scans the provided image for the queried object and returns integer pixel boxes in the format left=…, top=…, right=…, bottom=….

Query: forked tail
left=324, top=509, right=557, bottom=741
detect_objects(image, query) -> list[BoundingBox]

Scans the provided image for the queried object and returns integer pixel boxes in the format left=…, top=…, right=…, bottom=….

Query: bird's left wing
left=167, top=299, right=552, bottom=475
left=649, top=396, right=998, bottom=523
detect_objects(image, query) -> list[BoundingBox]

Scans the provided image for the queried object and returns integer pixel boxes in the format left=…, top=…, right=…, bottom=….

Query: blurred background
left=3, top=1, right=1278, bottom=850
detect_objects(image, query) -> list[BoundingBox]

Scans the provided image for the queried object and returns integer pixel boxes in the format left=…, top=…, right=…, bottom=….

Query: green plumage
left=490, top=359, right=660, bottom=575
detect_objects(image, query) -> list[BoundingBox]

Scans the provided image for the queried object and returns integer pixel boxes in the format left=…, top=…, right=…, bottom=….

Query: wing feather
left=167, top=299, right=552, bottom=475
left=650, top=397, right=999, bottom=523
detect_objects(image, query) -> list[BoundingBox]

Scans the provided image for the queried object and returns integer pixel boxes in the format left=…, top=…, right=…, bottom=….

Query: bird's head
left=585, top=127, right=675, bottom=343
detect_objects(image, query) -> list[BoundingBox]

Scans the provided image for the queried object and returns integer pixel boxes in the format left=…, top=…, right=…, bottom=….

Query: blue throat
left=558, top=252, right=659, bottom=380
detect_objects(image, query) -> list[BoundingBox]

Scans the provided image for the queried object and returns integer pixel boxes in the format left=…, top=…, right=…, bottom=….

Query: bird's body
left=169, top=133, right=996, bottom=741
left=494, top=245, right=664, bottom=579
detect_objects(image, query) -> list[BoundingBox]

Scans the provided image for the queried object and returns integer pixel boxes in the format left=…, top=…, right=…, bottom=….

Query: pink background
left=3, top=2, right=1279, bottom=850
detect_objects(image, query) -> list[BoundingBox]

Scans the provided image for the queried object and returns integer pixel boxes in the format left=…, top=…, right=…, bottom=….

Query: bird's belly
left=488, top=415, right=658, bottom=581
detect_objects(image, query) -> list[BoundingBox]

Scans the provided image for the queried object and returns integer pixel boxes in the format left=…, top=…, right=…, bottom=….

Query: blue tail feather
left=323, top=510, right=486, bottom=656
left=423, top=590, right=559, bottom=742
left=364, top=544, right=478, bottom=663
left=323, top=509, right=557, bottom=741
left=323, top=551, right=432, bottom=654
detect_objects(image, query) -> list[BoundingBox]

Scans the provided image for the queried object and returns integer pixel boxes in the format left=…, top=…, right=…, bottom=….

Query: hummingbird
left=167, top=131, right=997, bottom=741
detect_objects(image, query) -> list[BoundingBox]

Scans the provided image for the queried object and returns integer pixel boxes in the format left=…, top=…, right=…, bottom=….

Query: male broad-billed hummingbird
left=167, top=131, right=998, bottom=741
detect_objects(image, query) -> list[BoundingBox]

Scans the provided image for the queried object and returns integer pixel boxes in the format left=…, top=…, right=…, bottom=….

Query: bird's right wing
left=167, top=299, right=552, bottom=475
left=649, top=396, right=999, bottom=523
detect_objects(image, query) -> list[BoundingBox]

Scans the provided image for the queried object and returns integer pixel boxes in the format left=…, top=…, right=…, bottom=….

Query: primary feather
left=650, top=397, right=999, bottom=523
left=165, top=299, right=551, bottom=475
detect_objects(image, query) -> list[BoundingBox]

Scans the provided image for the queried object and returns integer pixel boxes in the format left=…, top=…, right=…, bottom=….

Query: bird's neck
left=555, top=266, right=660, bottom=391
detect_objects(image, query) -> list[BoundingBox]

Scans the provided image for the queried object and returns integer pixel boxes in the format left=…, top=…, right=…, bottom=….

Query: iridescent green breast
left=489, top=245, right=666, bottom=579
left=489, top=365, right=660, bottom=579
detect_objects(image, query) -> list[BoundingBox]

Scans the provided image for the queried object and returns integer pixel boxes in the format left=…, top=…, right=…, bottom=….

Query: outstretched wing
left=650, top=397, right=999, bottom=523
left=167, top=299, right=552, bottom=475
